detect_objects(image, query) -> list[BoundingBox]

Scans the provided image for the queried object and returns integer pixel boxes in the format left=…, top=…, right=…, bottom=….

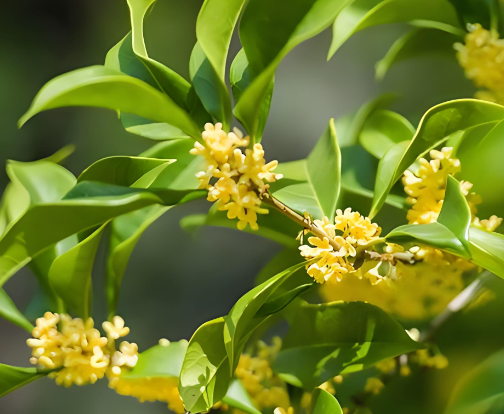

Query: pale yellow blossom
left=191, top=123, right=282, bottom=230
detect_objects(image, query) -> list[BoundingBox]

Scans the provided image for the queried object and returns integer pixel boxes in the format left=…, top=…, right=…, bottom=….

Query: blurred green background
left=2, top=1, right=502, bottom=413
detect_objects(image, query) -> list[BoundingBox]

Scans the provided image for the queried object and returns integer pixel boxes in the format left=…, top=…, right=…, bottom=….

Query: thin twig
left=263, top=195, right=343, bottom=251
left=419, top=270, right=494, bottom=343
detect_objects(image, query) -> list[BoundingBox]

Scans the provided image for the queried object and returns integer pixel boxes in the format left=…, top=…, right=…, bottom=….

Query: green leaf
left=78, top=156, right=175, bottom=187
left=190, top=42, right=232, bottom=129
left=140, top=139, right=204, bottom=190
left=454, top=120, right=504, bottom=218
left=197, top=0, right=246, bottom=80
left=0, top=182, right=204, bottom=287
left=124, top=123, right=190, bottom=141
left=179, top=317, right=230, bottom=413
left=370, top=99, right=504, bottom=218
left=445, top=348, right=504, bottom=414
left=306, top=119, right=341, bottom=219
left=273, top=300, right=422, bottom=389
left=236, top=0, right=353, bottom=142
left=18, top=65, right=202, bottom=141
left=359, top=110, right=415, bottom=159
left=230, top=49, right=274, bottom=142
left=468, top=227, right=504, bottom=280
left=0, top=364, right=45, bottom=398
left=256, top=283, right=314, bottom=317
left=328, top=0, right=463, bottom=59
left=224, top=260, right=310, bottom=371
left=107, top=205, right=169, bottom=317
left=122, top=340, right=188, bottom=379
left=386, top=222, right=469, bottom=257
left=311, top=388, right=344, bottom=414
left=222, top=380, right=262, bottom=414
left=0, top=289, right=34, bottom=332
left=48, top=223, right=107, bottom=319
left=376, top=28, right=461, bottom=80
left=437, top=176, right=471, bottom=251
left=255, top=248, right=304, bottom=286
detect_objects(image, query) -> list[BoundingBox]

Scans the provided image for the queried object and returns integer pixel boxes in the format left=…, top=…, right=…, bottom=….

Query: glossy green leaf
left=124, top=123, right=190, bottom=141
left=224, top=260, right=310, bottom=371
left=190, top=42, right=232, bottom=129
left=359, top=110, right=415, bottom=159
left=328, top=0, right=463, bottom=59
left=256, top=283, right=314, bottom=317
left=306, top=119, right=341, bottom=219
left=141, top=139, right=204, bottom=190
left=454, top=120, right=504, bottom=218
left=236, top=0, right=352, bottom=142
left=437, top=176, right=472, bottom=250
left=468, top=227, right=504, bottom=280
left=18, top=65, right=202, bottom=140
left=0, top=289, right=33, bottom=332
left=179, top=317, right=230, bottom=413
left=222, top=380, right=262, bottom=414
left=0, top=364, right=46, bottom=398
left=376, top=28, right=461, bottom=80
left=273, top=300, right=422, bottom=388
left=122, top=340, right=188, bottom=379
left=4, top=160, right=78, bottom=311
left=386, top=222, right=469, bottom=257
left=230, top=49, right=274, bottom=142
left=445, top=348, right=504, bottom=414
left=107, top=205, right=169, bottom=317
left=197, top=0, right=246, bottom=80
left=0, top=182, right=204, bottom=287
left=255, top=248, right=304, bottom=286
left=311, top=388, right=344, bottom=414
left=370, top=100, right=504, bottom=218
left=78, top=157, right=175, bottom=187
left=48, top=224, right=107, bottom=319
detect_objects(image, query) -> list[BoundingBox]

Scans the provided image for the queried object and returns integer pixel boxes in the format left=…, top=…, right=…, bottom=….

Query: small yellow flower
left=456, top=24, right=504, bottom=104
left=274, top=407, right=294, bottom=414
left=299, top=210, right=381, bottom=284
left=364, top=377, right=385, bottom=395
left=103, top=315, right=130, bottom=341
left=191, top=123, right=281, bottom=231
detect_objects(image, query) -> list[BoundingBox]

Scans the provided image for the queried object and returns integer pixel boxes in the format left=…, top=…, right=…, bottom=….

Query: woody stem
left=263, top=194, right=342, bottom=251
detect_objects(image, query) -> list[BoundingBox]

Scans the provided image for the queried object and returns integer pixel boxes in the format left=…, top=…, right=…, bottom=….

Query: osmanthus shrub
left=2, top=0, right=504, bottom=413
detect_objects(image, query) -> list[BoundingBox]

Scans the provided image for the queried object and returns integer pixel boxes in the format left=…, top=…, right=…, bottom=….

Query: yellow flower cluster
left=191, top=123, right=282, bottom=230
left=27, top=313, right=136, bottom=387
left=299, top=209, right=381, bottom=284
left=456, top=24, right=504, bottom=104
left=402, top=147, right=462, bottom=224
left=364, top=377, right=385, bottom=395
left=235, top=337, right=291, bottom=412
left=107, top=338, right=185, bottom=413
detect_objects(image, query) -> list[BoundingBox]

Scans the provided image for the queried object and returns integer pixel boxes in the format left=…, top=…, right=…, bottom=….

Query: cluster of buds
left=299, top=209, right=382, bottom=284
left=191, top=123, right=282, bottom=230
left=456, top=23, right=504, bottom=104
left=27, top=313, right=137, bottom=387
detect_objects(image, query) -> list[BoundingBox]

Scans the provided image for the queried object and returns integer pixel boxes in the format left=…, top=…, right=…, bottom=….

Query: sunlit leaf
left=18, top=66, right=202, bottom=141
left=78, top=156, right=175, bottom=187
left=273, top=300, right=422, bottom=389
left=468, top=227, right=504, bottom=280
left=359, top=110, right=414, bottom=159
left=328, top=0, right=463, bottom=59
left=121, top=340, right=188, bottom=379
left=311, top=388, right=344, bottom=414
left=222, top=380, right=262, bottom=414
left=370, top=100, right=504, bottom=218
left=49, top=224, right=107, bottom=319
left=0, top=182, right=204, bottom=287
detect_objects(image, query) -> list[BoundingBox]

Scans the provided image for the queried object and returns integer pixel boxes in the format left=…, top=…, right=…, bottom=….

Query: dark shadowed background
left=3, top=1, right=501, bottom=414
